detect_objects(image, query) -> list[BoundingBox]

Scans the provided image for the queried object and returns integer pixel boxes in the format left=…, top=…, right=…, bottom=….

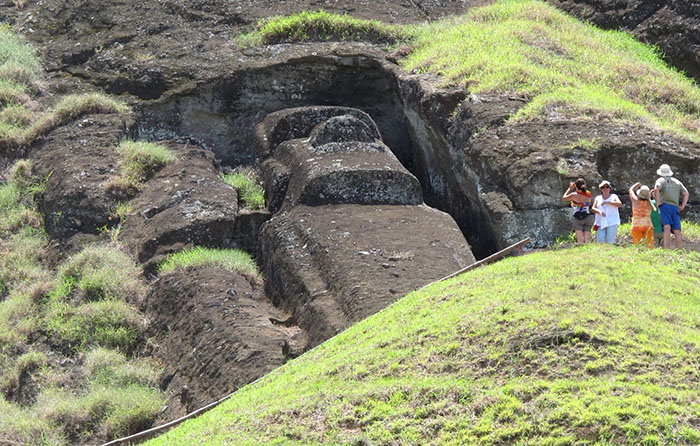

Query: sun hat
left=638, top=185, right=650, bottom=200
left=657, top=164, right=673, bottom=176
left=598, top=180, right=611, bottom=189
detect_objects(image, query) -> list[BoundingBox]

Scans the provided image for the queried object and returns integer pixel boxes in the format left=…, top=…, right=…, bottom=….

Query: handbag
left=573, top=210, right=589, bottom=220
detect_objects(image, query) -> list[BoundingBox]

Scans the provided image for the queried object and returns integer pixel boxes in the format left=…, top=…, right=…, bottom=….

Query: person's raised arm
left=629, top=182, right=640, bottom=204
left=562, top=182, right=577, bottom=201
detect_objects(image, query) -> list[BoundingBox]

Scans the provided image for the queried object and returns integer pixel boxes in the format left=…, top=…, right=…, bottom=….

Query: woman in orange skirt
left=629, top=182, right=656, bottom=249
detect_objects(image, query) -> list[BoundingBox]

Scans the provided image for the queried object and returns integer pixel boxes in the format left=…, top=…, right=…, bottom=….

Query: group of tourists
left=562, top=163, right=690, bottom=249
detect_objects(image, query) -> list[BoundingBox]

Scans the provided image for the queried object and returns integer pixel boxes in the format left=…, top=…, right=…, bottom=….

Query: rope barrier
left=99, top=238, right=531, bottom=446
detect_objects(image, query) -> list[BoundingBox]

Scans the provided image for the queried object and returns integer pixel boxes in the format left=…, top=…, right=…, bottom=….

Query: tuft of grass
left=402, top=0, right=700, bottom=142
left=0, top=23, right=41, bottom=87
left=0, top=158, right=163, bottom=443
left=221, top=170, right=265, bottom=210
left=0, top=26, right=128, bottom=149
left=158, top=246, right=260, bottom=279
left=37, top=383, right=165, bottom=440
left=15, top=350, right=49, bottom=373
left=114, top=140, right=176, bottom=187
left=237, top=10, right=403, bottom=47
left=84, top=347, right=160, bottom=388
left=56, top=245, right=146, bottom=304
left=45, top=299, right=144, bottom=354
left=145, top=245, right=700, bottom=446
left=0, top=395, right=68, bottom=446
left=45, top=245, right=147, bottom=354
left=681, top=220, right=700, bottom=241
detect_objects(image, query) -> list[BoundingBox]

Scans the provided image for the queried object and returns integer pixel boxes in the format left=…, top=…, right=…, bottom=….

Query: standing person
left=629, top=183, right=656, bottom=249
left=591, top=180, right=622, bottom=244
left=650, top=189, right=663, bottom=247
left=654, top=164, right=690, bottom=249
left=563, top=178, right=594, bottom=244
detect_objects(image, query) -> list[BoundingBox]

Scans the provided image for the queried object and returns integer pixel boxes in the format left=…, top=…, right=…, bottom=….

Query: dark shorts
left=659, top=203, right=681, bottom=231
left=572, top=213, right=595, bottom=231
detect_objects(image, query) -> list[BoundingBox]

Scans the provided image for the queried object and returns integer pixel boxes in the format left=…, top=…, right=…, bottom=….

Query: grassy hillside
left=146, top=245, right=700, bottom=445
left=243, top=0, right=700, bottom=143
left=0, top=27, right=162, bottom=445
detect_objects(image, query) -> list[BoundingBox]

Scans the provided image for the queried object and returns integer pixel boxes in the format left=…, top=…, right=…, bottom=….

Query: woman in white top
left=591, top=180, right=622, bottom=244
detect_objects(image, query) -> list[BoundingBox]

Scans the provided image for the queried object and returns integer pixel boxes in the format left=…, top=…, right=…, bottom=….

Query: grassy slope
left=147, top=245, right=700, bottom=445
left=245, top=0, right=700, bottom=144
left=0, top=26, right=161, bottom=445
left=402, top=0, right=700, bottom=143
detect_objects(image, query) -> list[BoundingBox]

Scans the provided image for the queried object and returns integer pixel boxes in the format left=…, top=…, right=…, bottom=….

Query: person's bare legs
left=575, top=230, right=584, bottom=244
left=673, top=229, right=683, bottom=249
left=663, top=225, right=671, bottom=249
left=583, top=231, right=592, bottom=243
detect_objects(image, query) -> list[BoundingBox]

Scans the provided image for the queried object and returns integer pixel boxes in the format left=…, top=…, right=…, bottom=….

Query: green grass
left=0, top=24, right=157, bottom=442
left=0, top=23, right=41, bottom=86
left=146, top=245, right=700, bottom=445
left=114, top=140, right=176, bottom=186
left=243, top=1, right=700, bottom=143
left=45, top=245, right=147, bottom=354
left=237, top=10, right=403, bottom=47
left=0, top=23, right=129, bottom=149
left=402, top=0, right=700, bottom=142
left=680, top=220, right=700, bottom=241
left=222, top=170, right=265, bottom=210
left=158, top=246, right=260, bottom=279
left=36, top=382, right=165, bottom=440
left=0, top=159, right=164, bottom=444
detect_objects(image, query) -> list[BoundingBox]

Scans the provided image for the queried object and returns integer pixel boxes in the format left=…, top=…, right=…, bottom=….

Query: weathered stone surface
left=258, top=106, right=423, bottom=209
left=120, top=143, right=239, bottom=271
left=148, top=267, right=305, bottom=419
left=309, top=115, right=378, bottom=147
left=270, top=139, right=423, bottom=208
left=256, top=104, right=475, bottom=347
left=255, top=106, right=381, bottom=157
left=259, top=204, right=475, bottom=347
left=31, top=113, right=128, bottom=242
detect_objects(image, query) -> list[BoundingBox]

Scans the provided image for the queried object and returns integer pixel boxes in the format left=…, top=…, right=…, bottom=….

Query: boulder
left=32, top=113, right=128, bottom=243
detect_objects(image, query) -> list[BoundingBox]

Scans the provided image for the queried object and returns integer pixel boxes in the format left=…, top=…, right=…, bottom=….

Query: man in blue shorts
left=654, top=164, right=690, bottom=249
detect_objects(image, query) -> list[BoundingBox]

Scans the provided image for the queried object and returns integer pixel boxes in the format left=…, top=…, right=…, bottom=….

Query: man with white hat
left=654, top=164, right=689, bottom=249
